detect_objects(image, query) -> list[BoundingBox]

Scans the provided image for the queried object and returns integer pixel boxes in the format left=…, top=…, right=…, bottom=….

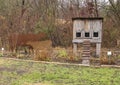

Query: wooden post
left=73, top=43, right=77, bottom=56
left=96, top=43, right=101, bottom=57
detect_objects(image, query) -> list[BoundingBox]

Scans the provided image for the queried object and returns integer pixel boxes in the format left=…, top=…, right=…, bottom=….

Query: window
left=93, top=32, right=98, bottom=37
left=76, top=32, right=81, bottom=37
left=85, top=32, right=90, bottom=37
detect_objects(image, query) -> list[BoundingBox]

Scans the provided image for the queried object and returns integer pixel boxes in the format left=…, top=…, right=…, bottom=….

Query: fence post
left=107, top=51, right=112, bottom=64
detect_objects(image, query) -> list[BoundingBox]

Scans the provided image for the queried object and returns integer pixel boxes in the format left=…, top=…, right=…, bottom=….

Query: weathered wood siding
left=73, top=19, right=102, bottom=43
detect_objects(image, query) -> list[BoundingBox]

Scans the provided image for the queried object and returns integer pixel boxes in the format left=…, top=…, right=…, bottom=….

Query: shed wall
left=73, top=19, right=102, bottom=43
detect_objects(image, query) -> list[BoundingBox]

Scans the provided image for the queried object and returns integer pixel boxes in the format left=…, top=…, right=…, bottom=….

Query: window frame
left=85, top=32, right=90, bottom=38
left=93, top=32, right=99, bottom=37
left=76, top=32, right=81, bottom=37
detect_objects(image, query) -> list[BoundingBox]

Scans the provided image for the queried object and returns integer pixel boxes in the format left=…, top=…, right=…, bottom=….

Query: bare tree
left=108, top=0, right=120, bottom=26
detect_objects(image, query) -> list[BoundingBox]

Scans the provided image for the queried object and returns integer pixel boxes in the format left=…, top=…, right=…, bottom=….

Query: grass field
left=0, top=57, right=120, bottom=85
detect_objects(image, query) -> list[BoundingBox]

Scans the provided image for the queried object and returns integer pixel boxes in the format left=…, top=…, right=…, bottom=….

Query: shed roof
left=72, top=17, right=103, bottom=21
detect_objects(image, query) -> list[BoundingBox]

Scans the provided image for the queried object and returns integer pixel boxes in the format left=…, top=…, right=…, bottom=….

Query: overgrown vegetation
left=0, top=58, right=120, bottom=85
left=0, top=0, right=119, bottom=50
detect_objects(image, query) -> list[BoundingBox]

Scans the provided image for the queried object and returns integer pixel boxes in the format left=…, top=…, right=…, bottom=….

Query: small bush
left=100, top=55, right=116, bottom=65
left=68, top=53, right=80, bottom=61
left=17, top=54, right=26, bottom=59
left=117, top=55, right=120, bottom=59
left=58, top=49, right=67, bottom=58
left=0, top=53, right=3, bottom=57
left=34, top=50, right=49, bottom=61
left=11, top=53, right=17, bottom=57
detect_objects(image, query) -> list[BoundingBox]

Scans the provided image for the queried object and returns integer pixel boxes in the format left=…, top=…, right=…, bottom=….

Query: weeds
left=0, top=53, right=3, bottom=57
left=58, top=49, right=67, bottom=58
left=34, top=50, right=50, bottom=61
left=100, top=54, right=117, bottom=65
left=0, top=58, right=120, bottom=85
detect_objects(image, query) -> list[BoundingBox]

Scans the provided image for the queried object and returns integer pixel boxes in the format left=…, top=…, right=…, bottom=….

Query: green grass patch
left=0, top=58, right=120, bottom=85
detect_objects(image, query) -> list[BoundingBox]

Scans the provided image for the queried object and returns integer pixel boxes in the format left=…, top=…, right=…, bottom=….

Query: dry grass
left=100, top=55, right=116, bottom=65
left=27, top=40, right=52, bottom=50
left=34, top=50, right=50, bottom=61
left=0, top=59, right=4, bottom=65
left=26, top=40, right=52, bottom=61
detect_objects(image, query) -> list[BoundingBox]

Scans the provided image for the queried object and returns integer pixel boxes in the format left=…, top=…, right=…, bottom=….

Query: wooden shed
left=72, top=17, right=103, bottom=64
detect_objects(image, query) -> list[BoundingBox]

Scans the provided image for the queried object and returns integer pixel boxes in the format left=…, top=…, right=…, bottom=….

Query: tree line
left=0, top=0, right=119, bottom=50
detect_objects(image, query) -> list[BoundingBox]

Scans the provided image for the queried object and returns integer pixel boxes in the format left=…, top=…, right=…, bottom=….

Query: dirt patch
left=0, top=66, right=27, bottom=75
left=0, top=67, right=15, bottom=72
